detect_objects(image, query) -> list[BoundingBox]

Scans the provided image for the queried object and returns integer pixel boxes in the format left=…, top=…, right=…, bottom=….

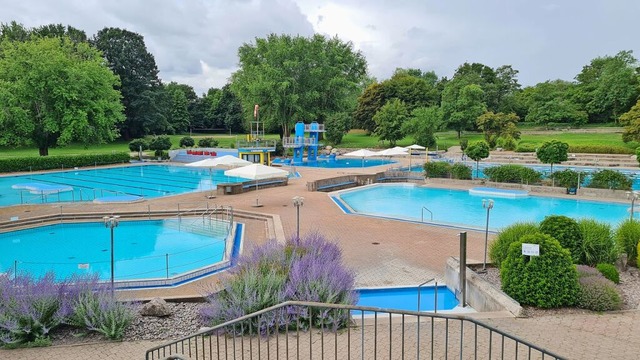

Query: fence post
left=165, top=254, right=169, bottom=279
left=459, top=231, right=467, bottom=307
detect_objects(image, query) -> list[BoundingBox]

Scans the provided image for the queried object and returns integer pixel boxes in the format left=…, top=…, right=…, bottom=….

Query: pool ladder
left=417, top=278, right=438, bottom=313
left=421, top=206, right=433, bottom=222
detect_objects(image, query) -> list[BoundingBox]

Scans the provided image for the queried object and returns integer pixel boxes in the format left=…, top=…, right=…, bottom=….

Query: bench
left=316, top=181, right=357, bottom=192
left=242, top=179, right=286, bottom=190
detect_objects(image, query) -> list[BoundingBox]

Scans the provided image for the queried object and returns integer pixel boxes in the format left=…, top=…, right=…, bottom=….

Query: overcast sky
left=2, top=0, right=639, bottom=95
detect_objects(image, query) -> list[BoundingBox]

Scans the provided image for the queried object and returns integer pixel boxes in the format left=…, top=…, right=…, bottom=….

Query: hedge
left=0, top=152, right=132, bottom=173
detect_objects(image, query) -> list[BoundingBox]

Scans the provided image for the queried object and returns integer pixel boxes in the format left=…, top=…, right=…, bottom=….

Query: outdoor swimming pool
left=356, top=285, right=459, bottom=312
left=0, top=219, right=234, bottom=284
left=335, top=184, right=630, bottom=230
left=0, top=165, right=247, bottom=207
left=272, top=157, right=394, bottom=168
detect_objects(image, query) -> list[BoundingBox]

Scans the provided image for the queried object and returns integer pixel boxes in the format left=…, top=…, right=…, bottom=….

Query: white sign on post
left=522, top=243, right=540, bottom=256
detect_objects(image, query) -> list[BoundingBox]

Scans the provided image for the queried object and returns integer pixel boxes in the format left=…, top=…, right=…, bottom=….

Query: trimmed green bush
left=515, top=143, right=536, bottom=152
left=615, top=219, right=640, bottom=266
left=496, top=136, right=517, bottom=151
left=198, top=137, right=219, bottom=148
left=179, top=136, right=195, bottom=148
left=489, top=222, right=540, bottom=268
left=587, top=169, right=632, bottom=190
left=539, top=215, right=581, bottom=262
left=549, top=169, right=586, bottom=189
left=501, top=233, right=579, bottom=308
left=578, top=219, right=619, bottom=266
left=450, top=163, right=472, bottom=180
left=569, top=145, right=634, bottom=155
left=0, top=153, right=131, bottom=173
left=575, top=266, right=622, bottom=311
left=128, top=138, right=149, bottom=152
left=596, top=263, right=620, bottom=284
left=149, top=135, right=172, bottom=156
left=424, top=161, right=451, bottom=178
left=483, top=164, right=542, bottom=184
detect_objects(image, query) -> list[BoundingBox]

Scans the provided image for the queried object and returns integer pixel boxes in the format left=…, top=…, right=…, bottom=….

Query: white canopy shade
left=343, top=149, right=379, bottom=157
left=376, top=147, right=409, bottom=156
left=224, top=163, right=289, bottom=180
left=405, top=144, right=426, bottom=150
left=186, top=155, right=251, bottom=168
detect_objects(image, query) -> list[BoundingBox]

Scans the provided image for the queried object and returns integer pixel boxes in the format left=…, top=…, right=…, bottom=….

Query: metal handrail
left=417, top=278, right=437, bottom=313
left=421, top=206, right=433, bottom=222
left=145, top=300, right=566, bottom=360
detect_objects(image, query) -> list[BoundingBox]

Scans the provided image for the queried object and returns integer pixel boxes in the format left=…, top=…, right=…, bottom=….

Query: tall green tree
left=619, top=99, right=640, bottom=142
left=522, top=80, right=587, bottom=126
left=166, top=86, right=191, bottom=133
left=446, top=84, right=487, bottom=138
left=214, top=84, right=244, bottom=133
left=324, top=112, right=351, bottom=145
left=476, top=112, right=521, bottom=148
left=353, top=82, right=385, bottom=134
left=401, top=106, right=442, bottom=148
left=464, top=141, right=490, bottom=178
left=536, top=140, right=569, bottom=177
left=373, top=99, right=408, bottom=146
left=231, top=33, right=367, bottom=137
left=575, top=50, right=640, bottom=123
left=92, top=27, right=163, bottom=139
left=0, top=37, right=124, bottom=155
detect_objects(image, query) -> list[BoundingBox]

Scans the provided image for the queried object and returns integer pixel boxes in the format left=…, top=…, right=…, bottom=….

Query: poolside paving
left=0, top=159, right=639, bottom=359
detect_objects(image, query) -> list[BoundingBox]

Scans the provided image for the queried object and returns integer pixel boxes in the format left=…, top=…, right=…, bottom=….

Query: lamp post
left=481, top=199, right=494, bottom=272
left=103, top=215, right=120, bottom=296
left=292, top=196, right=304, bottom=239
left=626, top=191, right=639, bottom=220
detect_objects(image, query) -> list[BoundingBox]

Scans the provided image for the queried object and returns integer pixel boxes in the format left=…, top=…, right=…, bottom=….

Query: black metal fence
left=146, top=301, right=565, bottom=360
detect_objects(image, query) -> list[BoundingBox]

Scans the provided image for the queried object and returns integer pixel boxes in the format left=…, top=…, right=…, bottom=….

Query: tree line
left=1, top=20, right=640, bottom=156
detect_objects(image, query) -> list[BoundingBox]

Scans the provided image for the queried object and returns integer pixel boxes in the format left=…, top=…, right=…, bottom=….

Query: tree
left=166, top=87, right=191, bottom=134
left=476, top=112, right=520, bottom=148
left=92, top=27, right=162, bottom=139
left=446, top=84, right=487, bottom=138
left=522, top=80, right=587, bottom=126
left=575, top=50, right=640, bottom=123
left=373, top=99, right=408, bottom=146
left=324, top=112, right=350, bottom=145
left=0, top=37, right=124, bottom=155
left=231, top=34, right=367, bottom=137
left=401, top=106, right=443, bottom=148
left=353, top=82, right=385, bottom=134
left=464, top=141, right=490, bottom=178
left=536, top=140, right=569, bottom=178
left=619, top=99, right=640, bottom=142
left=214, top=85, right=244, bottom=133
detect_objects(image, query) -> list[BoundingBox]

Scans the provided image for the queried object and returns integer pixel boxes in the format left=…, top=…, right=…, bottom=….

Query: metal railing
left=146, top=301, right=566, bottom=360
left=417, top=278, right=437, bottom=313
left=421, top=206, right=433, bottom=222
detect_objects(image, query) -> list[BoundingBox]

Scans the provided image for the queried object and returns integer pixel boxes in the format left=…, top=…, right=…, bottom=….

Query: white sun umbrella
left=376, top=147, right=408, bottom=167
left=224, top=164, right=289, bottom=206
left=405, top=144, right=427, bottom=169
left=186, top=156, right=252, bottom=197
left=343, top=149, right=378, bottom=167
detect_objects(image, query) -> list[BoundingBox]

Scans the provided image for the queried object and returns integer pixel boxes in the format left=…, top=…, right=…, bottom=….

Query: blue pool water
left=272, top=157, right=394, bottom=168
left=336, top=184, right=630, bottom=230
left=356, top=286, right=458, bottom=312
left=0, top=220, right=228, bottom=281
left=0, top=165, right=247, bottom=207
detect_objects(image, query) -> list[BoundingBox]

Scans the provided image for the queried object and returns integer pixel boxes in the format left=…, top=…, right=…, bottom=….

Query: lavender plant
left=201, top=232, right=357, bottom=333
left=66, top=288, right=135, bottom=340
left=0, top=272, right=73, bottom=347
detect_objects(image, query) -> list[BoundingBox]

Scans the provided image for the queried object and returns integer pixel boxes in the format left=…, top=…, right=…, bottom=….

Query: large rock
left=140, top=297, right=172, bottom=317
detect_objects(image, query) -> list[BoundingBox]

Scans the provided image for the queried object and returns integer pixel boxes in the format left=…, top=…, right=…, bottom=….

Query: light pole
left=481, top=199, right=494, bottom=272
left=292, top=196, right=304, bottom=239
left=626, top=191, right=639, bottom=220
left=103, top=215, right=120, bottom=296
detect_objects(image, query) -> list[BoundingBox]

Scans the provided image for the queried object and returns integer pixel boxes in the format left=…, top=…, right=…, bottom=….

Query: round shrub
left=423, top=161, right=451, bottom=178
left=577, top=219, right=619, bottom=266
left=575, top=268, right=622, bottom=312
left=539, top=215, right=581, bottom=262
left=496, top=136, right=516, bottom=151
left=500, top=233, right=578, bottom=308
left=450, top=163, right=471, bottom=180
left=148, top=135, right=172, bottom=156
left=198, top=137, right=219, bottom=148
left=179, top=136, right=195, bottom=148
left=483, top=164, right=541, bottom=184
left=128, top=138, right=149, bottom=152
left=595, top=263, right=620, bottom=284
left=587, top=169, right=632, bottom=190
left=615, top=219, right=640, bottom=266
left=489, top=222, right=540, bottom=268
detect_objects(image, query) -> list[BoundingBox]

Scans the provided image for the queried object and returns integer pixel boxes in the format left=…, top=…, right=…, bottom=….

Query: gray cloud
left=1, top=0, right=638, bottom=93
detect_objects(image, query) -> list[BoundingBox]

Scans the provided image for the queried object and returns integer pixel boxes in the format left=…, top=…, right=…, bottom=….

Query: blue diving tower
left=283, top=121, right=325, bottom=165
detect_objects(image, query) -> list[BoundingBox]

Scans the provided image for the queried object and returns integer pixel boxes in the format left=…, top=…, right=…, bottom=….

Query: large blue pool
left=0, top=219, right=230, bottom=282
left=356, top=285, right=458, bottom=312
left=0, top=165, right=247, bottom=207
left=335, top=184, right=630, bottom=230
